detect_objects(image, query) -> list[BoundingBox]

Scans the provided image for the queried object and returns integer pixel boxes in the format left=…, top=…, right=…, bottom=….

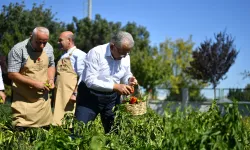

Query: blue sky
left=1, top=0, right=250, bottom=89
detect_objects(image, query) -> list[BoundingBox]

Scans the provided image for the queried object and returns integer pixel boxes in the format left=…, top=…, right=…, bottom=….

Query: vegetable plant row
left=0, top=101, right=249, bottom=149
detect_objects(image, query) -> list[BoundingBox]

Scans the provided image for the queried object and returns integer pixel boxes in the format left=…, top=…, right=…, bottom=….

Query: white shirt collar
left=105, top=44, right=112, bottom=57
left=67, top=46, right=77, bottom=54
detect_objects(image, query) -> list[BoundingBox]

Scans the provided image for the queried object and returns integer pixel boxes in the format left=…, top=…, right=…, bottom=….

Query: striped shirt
left=8, top=38, right=55, bottom=73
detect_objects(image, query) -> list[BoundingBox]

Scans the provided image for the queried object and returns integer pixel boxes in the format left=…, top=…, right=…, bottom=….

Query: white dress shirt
left=60, top=46, right=86, bottom=79
left=0, top=67, right=4, bottom=90
left=82, top=43, right=133, bottom=92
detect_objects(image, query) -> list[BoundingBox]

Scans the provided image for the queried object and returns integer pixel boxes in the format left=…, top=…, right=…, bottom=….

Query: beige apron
left=11, top=50, right=53, bottom=127
left=53, top=49, right=77, bottom=125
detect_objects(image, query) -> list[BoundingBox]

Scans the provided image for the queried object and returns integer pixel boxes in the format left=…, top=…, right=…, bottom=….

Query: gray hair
left=32, top=27, right=50, bottom=38
left=67, top=33, right=75, bottom=43
left=111, top=31, right=134, bottom=49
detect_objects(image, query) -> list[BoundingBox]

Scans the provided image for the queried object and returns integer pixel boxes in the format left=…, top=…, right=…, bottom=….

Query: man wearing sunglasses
left=75, top=31, right=138, bottom=133
left=8, top=27, right=55, bottom=130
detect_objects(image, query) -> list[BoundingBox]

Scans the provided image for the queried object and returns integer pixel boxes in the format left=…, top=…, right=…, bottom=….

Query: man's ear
left=67, top=37, right=70, bottom=41
left=110, top=43, right=114, bottom=51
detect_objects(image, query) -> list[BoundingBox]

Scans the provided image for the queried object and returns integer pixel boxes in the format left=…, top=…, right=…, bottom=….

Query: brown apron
left=53, top=49, right=77, bottom=125
left=11, top=50, right=53, bottom=127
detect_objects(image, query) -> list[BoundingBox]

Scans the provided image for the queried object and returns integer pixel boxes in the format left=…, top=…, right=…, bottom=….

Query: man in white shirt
left=0, top=67, right=6, bottom=103
left=53, top=31, right=86, bottom=125
left=75, top=31, right=138, bottom=133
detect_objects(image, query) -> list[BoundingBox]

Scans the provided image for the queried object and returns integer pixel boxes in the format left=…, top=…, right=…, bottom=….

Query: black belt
left=90, top=89, right=115, bottom=95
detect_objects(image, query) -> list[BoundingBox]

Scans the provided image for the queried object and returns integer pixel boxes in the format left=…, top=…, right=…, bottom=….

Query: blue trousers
left=75, top=82, right=120, bottom=133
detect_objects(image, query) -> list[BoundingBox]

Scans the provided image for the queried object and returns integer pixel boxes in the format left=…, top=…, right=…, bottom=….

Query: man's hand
left=128, top=76, right=138, bottom=86
left=33, top=81, right=50, bottom=91
left=69, top=94, right=76, bottom=103
left=8, top=72, right=52, bottom=92
left=48, top=79, right=55, bottom=89
left=113, top=84, right=134, bottom=95
left=0, top=91, right=6, bottom=104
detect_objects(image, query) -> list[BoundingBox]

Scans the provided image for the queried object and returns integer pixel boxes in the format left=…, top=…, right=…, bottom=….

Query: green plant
left=0, top=100, right=250, bottom=149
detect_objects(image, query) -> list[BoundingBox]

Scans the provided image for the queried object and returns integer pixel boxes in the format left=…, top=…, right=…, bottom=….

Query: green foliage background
left=0, top=2, right=239, bottom=101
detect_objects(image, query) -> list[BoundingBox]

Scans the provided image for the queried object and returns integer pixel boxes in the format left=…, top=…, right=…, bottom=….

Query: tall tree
left=159, top=36, right=206, bottom=101
left=70, top=14, right=121, bottom=53
left=0, top=2, right=65, bottom=56
left=0, top=2, right=65, bottom=97
left=130, top=48, right=172, bottom=94
left=160, top=36, right=194, bottom=89
left=185, top=31, right=239, bottom=99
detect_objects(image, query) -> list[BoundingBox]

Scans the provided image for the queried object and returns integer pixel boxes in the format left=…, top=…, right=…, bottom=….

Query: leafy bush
left=0, top=100, right=250, bottom=149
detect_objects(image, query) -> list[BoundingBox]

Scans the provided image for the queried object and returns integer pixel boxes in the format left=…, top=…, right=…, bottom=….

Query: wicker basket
left=124, top=101, right=147, bottom=116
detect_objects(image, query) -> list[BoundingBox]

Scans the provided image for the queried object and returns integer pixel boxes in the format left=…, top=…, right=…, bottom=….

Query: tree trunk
left=214, top=88, right=216, bottom=100
left=212, top=80, right=217, bottom=100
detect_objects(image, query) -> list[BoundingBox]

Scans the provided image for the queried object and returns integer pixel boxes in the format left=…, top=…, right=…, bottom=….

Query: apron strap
left=69, top=47, right=77, bottom=57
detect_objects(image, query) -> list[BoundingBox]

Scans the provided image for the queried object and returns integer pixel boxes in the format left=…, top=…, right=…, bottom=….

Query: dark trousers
left=75, top=82, right=120, bottom=133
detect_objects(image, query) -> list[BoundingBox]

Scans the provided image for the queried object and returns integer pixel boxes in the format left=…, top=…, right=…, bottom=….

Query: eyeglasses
left=113, top=44, right=130, bottom=58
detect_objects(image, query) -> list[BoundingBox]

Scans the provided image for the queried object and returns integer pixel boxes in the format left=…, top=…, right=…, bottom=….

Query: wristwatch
left=72, top=92, right=78, bottom=96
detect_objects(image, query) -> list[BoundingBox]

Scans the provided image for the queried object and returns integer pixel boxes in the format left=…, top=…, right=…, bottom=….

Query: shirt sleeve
left=0, top=67, right=4, bottom=90
left=46, top=44, right=55, bottom=67
left=83, top=48, right=114, bottom=92
left=121, top=57, right=133, bottom=84
left=8, top=47, right=22, bottom=73
left=75, top=51, right=86, bottom=77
